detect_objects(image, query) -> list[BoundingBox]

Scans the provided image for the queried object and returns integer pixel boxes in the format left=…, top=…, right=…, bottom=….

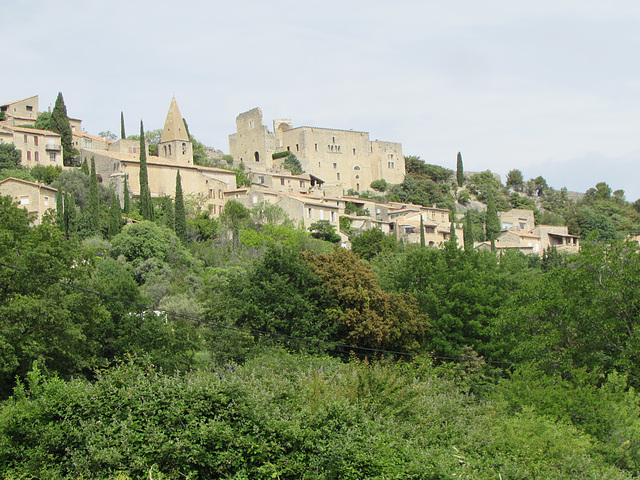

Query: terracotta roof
left=0, top=177, right=58, bottom=192
left=2, top=125, right=60, bottom=136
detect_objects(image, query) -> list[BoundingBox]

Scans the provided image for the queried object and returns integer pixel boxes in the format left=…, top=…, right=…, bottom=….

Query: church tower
left=158, top=96, right=193, bottom=164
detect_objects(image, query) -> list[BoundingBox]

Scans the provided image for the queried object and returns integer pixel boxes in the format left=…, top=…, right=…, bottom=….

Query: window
left=34, top=136, right=38, bottom=146
left=182, top=142, right=187, bottom=154
left=44, top=196, right=49, bottom=206
left=332, top=137, right=335, bottom=143
left=34, top=152, right=39, bottom=162
left=353, top=148, right=356, bottom=155
left=258, top=176, right=265, bottom=184
left=27, top=151, right=31, bottom=161
left=50, top=152, right=56, bottom=162
left=83, top=138, right=92, bottom=148
left=281, top=178, right=285, bottom=186
left=315, top=143, right=318, bottom=151
left=337, top=173, right=341, bottom=180
left=388, top=161, right=395, bottom=168
left=254, top=151, right=260, bottom=162
left=355, top=175, right=359, bottom=179
left=219, top=190, right=223, bottom=199
left=209, top=189, right=213, bottom=199
left=333, top=163, right=337, bottom=169
left=250, top=120, right=254, bottom=129
left=26, top=106, right=33, bottom=112
left=20, top=196, right=29, bottom=205
left=320, top=210, right=324, bottom=220
left=24, top=134, right=28, bottom=143
left=300, top=181, right=304, bottom=187
left=331, top=211, right=335, bottom=222
left=296, top=144, right=299, bottom=151
left=356, top=183, right=360, bottom=190
left=354, top=165, right=360, bottom=170
left=308, top=207, right=313, bottom=218
left=168, top=144, right=172, bottom=155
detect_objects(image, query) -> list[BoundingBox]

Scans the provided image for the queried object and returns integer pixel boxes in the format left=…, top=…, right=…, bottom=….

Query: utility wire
left=0, top=260, right=511, bottom=366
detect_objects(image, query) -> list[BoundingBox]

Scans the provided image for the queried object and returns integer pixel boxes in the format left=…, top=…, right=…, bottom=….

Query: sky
left=4, top=0, right=640, bottom=199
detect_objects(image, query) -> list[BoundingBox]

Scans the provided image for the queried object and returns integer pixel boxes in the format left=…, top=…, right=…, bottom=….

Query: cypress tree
left=163, top=196, right=175, bottom=231
left=88, top=156, right=100, bottom=234
left=108, top=192, right=121, bottom=238
left=456, top=152, right=464, bottom=187
left=485, top=192, right=500, bottom=252
left=463, top=212, right=474, bottom=252
left=138, top=121, right=154, bottom=221
left=56, top=188, right=64, bottom=228
left=174, top=171, right=187, bottom=242
left=419, top=215, right=425, bottom=248
left=81, top=158, right=89, bottom=175
left=120, top=111, right=126, bottom=139
left=64, top=193, right=77, bottom=237
left=122, top=175, right=130, bottom=214
left=51, top=92, right=78, bottom=166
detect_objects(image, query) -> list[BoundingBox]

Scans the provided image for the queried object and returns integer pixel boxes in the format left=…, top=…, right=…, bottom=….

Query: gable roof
left=0, top=177, right=58, bottom=193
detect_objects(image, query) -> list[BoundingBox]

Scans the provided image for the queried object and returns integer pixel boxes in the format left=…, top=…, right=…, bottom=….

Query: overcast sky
left=5, top=1, right=640, bottom=199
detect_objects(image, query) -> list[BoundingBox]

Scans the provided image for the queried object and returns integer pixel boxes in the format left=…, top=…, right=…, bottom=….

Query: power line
left=0, top=260, right=512, bottom=366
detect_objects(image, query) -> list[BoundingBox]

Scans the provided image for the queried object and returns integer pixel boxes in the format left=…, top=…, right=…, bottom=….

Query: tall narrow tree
left=80, top=158, right=89, bottom=175
left=163, top=196, right=175, bottom=231
left=138, top=121, right=154, bottom=221
left=419, top=215, right=425, bottom=248
left=463, top=212, right=474, bottom=252
left=56, top=188, right=64, bottom=228
left=51, top=92, right=78, bottom=166
left=456, top=152, right=464, bottom=187
left=108, top=192, right=121, bottom=238
left=122, top=175, right=130, bottom=214
left=88, top=157, right=100, bottom=235
left=63, top=193, right=77, bottom=238
left=120, top=111, right=126, bottom=139
left=485, top=192, right=500, bottom=252
left=174, top=171, right=187, bottom=242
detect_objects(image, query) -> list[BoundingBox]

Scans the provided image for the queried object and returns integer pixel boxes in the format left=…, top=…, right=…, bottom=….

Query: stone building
left=0, top=125, right=63, bottom=168
left=229, top=107, right=405, bottom=193
left=81, top=97, right=236, bottom=215
left=0, top=95, right=39, bottom=126
left=0, top=177, right=57, bottom=225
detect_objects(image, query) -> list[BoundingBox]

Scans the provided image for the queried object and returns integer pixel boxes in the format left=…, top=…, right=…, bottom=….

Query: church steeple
left=158, top=96, right=192, bottom=163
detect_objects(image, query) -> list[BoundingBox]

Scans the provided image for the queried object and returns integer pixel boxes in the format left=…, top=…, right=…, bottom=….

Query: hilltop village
left=0, top=94, right=584, bottom=254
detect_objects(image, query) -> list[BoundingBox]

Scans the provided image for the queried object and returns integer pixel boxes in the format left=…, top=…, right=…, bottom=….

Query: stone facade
left=499, top=208, right=535, bottom=232
left=72, top=131, right=112, bottom=152
left=0, top=125, right=63, bottom=168
left=229, top=107, right=405, bottom=193
left=158, top=97, right=193, bottom=164
left=0, top=95, right=39, bottom=126
left=0, top=177, right=57, bottom=225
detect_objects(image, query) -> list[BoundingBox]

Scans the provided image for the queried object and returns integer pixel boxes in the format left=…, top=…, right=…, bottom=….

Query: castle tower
left=158, top=96, right=193, bottom=164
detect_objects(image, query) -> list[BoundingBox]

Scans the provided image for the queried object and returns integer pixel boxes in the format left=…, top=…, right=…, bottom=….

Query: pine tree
left=419, top=215, right=425, bottom=248
left=120, top=111, right=126, bottom=139
left=138, top=121, right=154, bottom=221
left=456, top=152, right=464, bottom=187
left=51, top=92, right=78, bottom=166
left=122, top=175, right=130, bottom=214
left=174, top=171, right=187, bottom=242
left=463, top=212, right=474, bottom=252
left=88, top=157, right=100, bottom=235
left=108, top=192, right=121, bottom=238
left=485, top=192, right=500, bottom=252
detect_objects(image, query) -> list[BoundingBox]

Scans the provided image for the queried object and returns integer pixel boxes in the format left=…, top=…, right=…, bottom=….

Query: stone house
left=0, top=177, right=57, bottom=225
left=229, top=107, right=405, bottom=193
left=0, top=125, right=63, bottom=168
left=499, top=208, right=535, bottom=232
left=533, top=225, right=580, bottom=253
left=0, top=95, right=39, bottom=126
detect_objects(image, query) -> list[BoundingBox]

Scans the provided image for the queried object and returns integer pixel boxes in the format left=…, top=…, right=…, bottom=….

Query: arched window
left=182, top=142, right=187, bottom=154
left=354, top=165, right=360, bottom=170
left=168, top=144, right=172, bottom=156
left=254, top=151, right=260, bottom=162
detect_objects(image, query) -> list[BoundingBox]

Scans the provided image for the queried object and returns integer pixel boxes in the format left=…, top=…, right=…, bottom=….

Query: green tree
left=351, top=228, right=399, bottom=261
left=56, top=188, right=64, bottom=228
left=122, top=175, right=130, bottom=214
left=506, top=169, right=524, bottom=192
left=282, top=153, right=304, bottom=175
left=30, top=165, right=62, bottom=185
left=485, top=192, right=500, bottom=251
left=50, top=92, right=78, bottom=166
left=221, top=200, right=250, bottom=250
left=0, top=144, right=21, bottom=170
left=370, top=179, right=388, bottom=192
left=120, top=111, right=126, bottom=139
left=138, top=121, right=154, bottom=221
left=33, top=111, right=53, bottom=131
left=456, top=151, right=464, bottom=187
left=308, top=220, right=341, bottom=243
left=63, top=192, right=77, bottom=237
left=80, top=158, right=89, bottom=175
left=88, top=157, right=100, bottom=235
left=420, top=215, right=426, bottom=247
left=464, top=212, right=474, bottom=252
left=174, top=171, right=187, bottom=243
left=108, top=192, right=121, bottom=238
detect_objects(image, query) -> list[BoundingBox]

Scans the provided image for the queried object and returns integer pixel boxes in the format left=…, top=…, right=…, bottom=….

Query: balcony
left=45, top=143, right=61, bottom=151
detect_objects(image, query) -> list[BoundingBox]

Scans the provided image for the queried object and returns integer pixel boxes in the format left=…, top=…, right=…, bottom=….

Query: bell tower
left=158, top=96, right=193, bottom=164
